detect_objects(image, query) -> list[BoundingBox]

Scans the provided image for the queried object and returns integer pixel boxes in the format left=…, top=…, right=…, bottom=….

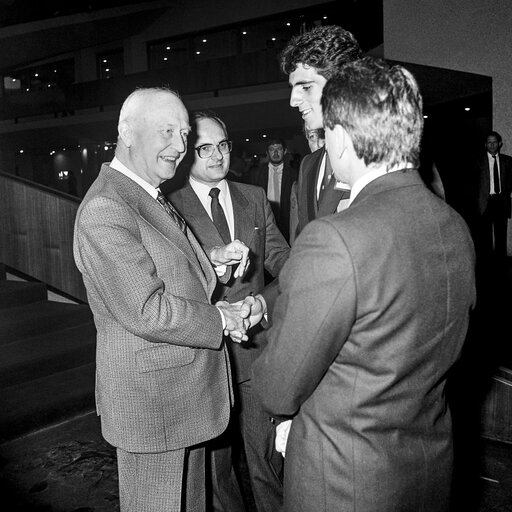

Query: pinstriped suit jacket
left=73, top=164, right=232, bottom=453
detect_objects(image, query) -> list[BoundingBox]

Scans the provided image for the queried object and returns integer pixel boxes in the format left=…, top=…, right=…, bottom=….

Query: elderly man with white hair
left=74, top=87, right=251, bottom=511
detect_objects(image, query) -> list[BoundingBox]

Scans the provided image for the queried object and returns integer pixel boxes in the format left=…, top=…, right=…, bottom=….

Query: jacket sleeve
left=252, top=218, right=356, bottom=417
left=74, top=195, right=223, bottom=349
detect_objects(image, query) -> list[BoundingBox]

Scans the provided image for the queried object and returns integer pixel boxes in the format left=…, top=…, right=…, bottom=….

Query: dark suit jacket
left=170, top=179, right=290, bottom=384
left=253, top=170, right=476, bottom=512
left=74, top=164, right=232, bottom=454
left=249, top=162, right=298, bottom=242
left=475, top=152, right=512, bottom=218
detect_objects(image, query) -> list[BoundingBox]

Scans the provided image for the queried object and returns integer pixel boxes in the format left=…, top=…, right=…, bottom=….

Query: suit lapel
left=105, top=166, right=213, bottom=293
left=229, top=182, right=256, bottom=246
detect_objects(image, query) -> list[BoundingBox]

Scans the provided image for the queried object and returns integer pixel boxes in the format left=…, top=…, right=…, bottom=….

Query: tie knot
left=493, top=155, right=497, bottom=159
left=156, top=191, right=166, bottom=203
left=209, top=187, right=221, bottom=199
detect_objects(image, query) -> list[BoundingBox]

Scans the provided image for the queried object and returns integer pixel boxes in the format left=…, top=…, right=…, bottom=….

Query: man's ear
left=118, top=121, right=132, bottom=148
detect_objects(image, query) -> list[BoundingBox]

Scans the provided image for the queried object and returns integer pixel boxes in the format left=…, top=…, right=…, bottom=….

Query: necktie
left=493, top=155, right=500, bottom=194
left=209, top=187, right=231, bottom=245
left=156, top=192, right=187, bottom=232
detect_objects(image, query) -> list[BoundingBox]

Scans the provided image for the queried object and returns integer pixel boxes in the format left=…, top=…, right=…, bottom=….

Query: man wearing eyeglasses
left=170, top=111, right=290, bottom=512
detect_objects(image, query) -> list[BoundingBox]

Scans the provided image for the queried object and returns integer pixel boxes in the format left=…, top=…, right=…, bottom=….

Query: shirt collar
left=348, top=163, right=414, bottom=206
left=110, top=156, right=159, bottom=199
left=269, top=162, right=284, bottom=173
left=189, top=175, right=228, bottom=199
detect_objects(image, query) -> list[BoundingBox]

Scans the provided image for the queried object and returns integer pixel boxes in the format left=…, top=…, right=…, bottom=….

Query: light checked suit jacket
left=73, top=164, right=232, bottom=453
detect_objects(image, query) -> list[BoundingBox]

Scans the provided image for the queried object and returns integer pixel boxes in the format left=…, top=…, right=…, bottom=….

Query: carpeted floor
left=1, top=411, right=512, bottom=511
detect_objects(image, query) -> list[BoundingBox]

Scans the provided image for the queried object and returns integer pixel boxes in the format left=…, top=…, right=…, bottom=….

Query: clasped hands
left=216, top=294, right=266, bottom=342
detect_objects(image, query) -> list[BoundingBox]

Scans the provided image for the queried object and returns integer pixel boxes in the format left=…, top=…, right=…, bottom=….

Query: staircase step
left=0, top=301, right=93, bottom=344
left=0, top=322, right=96, bottom=388
left=0, top=280, right=47, bottom=310
left=0, top=362, right=96, bottom=442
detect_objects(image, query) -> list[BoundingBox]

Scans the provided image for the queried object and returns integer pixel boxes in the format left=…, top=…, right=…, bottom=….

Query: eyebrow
left=289, top=79, right=314, bottom=87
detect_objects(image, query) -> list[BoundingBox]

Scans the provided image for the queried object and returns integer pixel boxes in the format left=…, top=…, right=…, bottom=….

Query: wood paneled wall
left=0, top=172, right=87, bottom=302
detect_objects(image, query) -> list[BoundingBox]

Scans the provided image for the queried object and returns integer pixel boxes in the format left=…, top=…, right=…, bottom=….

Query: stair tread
left=0, top=363, right=96, bottom=441
left=0, top=301, right=93, bottom=343
left=0, top=323, right=96, bottom=375
left=0, top=280, right=47, bottom=309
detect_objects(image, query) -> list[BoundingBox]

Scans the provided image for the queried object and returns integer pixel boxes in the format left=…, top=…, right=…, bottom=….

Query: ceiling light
left=464, top=107, right=470, bottom=111
left=105, top=68, right=110, bottom=72
left=245, top=138, right=250, bottom=142
left=166, top=46, right=171, bottom=50
left=242, top=31, right=247, bottom=35
left=34, top=73, right=39, bottom=77
left=202, top=39, right=207, bottom=43
left=103, top=59, right=107, bottom=63
left=271, top=37, right=276, bottom=41
left=262, top=134, right=267, bottom=138
left=286, top=22, right=290, bottom=26
left=19, top=149, right=24, bottom=154
left=196, top=51, right=201, bottom=55
left=423, top=115, right=428, bottom=119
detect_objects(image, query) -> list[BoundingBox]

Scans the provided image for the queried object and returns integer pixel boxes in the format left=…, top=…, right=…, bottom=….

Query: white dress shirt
left=267, top=163, right=284, bottom=205
left=110, top=157, right=159, bottom=199
left=349, top=163, right=414, bottom=206
left=189, top=176, right=235, bottom=241
left=487, top=152, right=501, bottom=194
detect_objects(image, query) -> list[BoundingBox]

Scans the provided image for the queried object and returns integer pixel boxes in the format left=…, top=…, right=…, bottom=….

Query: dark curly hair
left=280, top=25, right=363, bottom=79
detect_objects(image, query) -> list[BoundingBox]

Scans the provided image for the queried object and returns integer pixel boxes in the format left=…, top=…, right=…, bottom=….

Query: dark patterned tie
left=493, top=155, right=500, bottom=194
left=156, top=192, right=187, bottom=232
left=209, top=187, right=231, bottom=245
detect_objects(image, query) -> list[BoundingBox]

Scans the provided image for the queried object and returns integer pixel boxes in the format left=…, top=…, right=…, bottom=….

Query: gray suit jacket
left=74, top=164, right=232, bottom=453
left=253, top=169, right=476, bottom=512
left=170, top=180, right=290, bottom=383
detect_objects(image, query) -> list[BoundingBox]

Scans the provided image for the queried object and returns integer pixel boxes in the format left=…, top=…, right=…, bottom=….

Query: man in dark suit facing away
left=252, top=58, right=476, bottom=512
left=170, top=111, right=290, bottom=512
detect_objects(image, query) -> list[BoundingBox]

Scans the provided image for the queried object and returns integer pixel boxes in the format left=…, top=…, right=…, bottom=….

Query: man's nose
left=290, top=89, right=302, bottom=108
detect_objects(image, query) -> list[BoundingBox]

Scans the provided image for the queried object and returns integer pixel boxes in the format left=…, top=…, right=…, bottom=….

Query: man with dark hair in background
left=281, top=25, right=362, bottom=243
left=252, top=57, right=476, bottom=512
left=249, top=137, right=297, bottom=243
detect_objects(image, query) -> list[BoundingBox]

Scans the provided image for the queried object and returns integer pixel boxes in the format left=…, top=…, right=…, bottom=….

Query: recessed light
left=464, top=107, right=470, bottom=111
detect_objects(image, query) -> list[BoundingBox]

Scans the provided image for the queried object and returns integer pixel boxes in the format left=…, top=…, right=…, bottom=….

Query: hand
left=238, top=294, right=266, bottom=329
left=216, top=301, right=248, bottom=343
left=275, top=419, right=292, bottom=458
left=210, top=240, right=250, bottom=278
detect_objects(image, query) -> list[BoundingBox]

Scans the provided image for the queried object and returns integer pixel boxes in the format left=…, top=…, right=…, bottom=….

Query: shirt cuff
left=216, top=306, right=227, bottom=329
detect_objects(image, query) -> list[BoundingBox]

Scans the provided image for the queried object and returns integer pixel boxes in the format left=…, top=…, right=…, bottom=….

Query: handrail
left=0, top=171, right=87, bottom=301
left=0, top=170, right=81, bottom=204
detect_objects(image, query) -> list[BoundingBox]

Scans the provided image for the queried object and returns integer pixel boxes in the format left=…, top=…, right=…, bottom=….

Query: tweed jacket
left=74, top=164, right=232, bottom=453
left=253, top=170, right=476, bottom=512
left=170, top=179, right=290, bottom=383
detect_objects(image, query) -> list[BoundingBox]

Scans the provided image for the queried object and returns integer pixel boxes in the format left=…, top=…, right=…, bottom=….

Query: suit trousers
left=238, top=380, right=283, bottom=512
left=479, top=194, right=508, bottom=259
left=117, top=444, right=205, bottom=512
left=210, top=381, right=283, bottom=512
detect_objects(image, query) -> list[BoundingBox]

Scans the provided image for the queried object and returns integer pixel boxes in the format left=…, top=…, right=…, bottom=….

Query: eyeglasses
left=194, top=140, right=232, bottom=159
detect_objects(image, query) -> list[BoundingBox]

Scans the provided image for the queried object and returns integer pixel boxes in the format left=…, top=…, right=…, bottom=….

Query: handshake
left=216, top=294, right=266, bottom=343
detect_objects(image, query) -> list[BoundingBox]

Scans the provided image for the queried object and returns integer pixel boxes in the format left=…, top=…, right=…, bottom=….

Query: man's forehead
left=268, top=144, right=284, bottom=150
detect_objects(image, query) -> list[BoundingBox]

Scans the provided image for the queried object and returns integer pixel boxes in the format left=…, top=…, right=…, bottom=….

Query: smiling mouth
left=160, top=156, right=177, bottom=164
left=301, top=109, right=312, bottom=118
